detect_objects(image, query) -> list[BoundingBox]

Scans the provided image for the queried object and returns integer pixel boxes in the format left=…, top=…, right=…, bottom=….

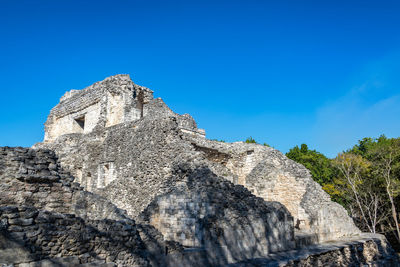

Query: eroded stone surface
left=0, top=147, right=130, bottom=221
left=185, top=138, right=361, bottom=242
left=35, top=115, right=297, bottom=262
left=0, top=147, right=153, bottom=266
left=36, top=74, right=359, bottom=244
left=44, top=75, right=154, bottom=142
left=228, top=234, right=399, bottom=267
left=1, top=74, right=398, bottom=266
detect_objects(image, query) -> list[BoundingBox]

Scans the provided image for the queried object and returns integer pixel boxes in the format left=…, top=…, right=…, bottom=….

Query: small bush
left=245, top=137, right=257, bottom=144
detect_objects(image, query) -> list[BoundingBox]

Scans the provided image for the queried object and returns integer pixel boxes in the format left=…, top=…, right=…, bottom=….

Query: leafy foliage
left=245, top=136, right=257, bottom=144
left=286, top=144, right=334, bottom=185
left=287, top=136, right=400, bottom=251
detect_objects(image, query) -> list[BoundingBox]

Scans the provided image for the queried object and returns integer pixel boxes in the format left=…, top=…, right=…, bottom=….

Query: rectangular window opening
left=97, top=162, right=115, bottom=189
left=75, top=116, right=85, bottom=130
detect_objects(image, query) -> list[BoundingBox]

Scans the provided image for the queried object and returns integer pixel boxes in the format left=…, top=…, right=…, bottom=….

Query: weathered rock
left=228, top=234, right=400, bottom=267
left=43, top=74, right=154, bottom=143
left=0, top=147, right=153, bottom=266
left=186, top=138, right=361, bottom=242
left=0, top=74, right=398, bottom=266
left=34, top=74, right=357, bottom=244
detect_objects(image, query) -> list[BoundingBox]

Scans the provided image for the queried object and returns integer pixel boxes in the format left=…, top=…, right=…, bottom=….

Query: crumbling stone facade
left=0, top=147, right=131, bottom=221
left=44, top=75, right=154, bottom=142
left=35, top=115, right=297, bottom=263
left=230, top=233, right=399, bottom=266
left=186, top=138, right=361, bottom=242
left=1, top=74, right=399, bottom=266
left=0, top=147, right=151, bottom=266
left=138, top=165, right=295, bottom=259
left=36, top=75, right=359, bottom=244
left=0, top=206, right=147, bottom=266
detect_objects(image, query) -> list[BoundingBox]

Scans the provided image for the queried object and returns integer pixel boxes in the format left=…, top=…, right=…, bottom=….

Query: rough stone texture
left=0, top=146, right=163, bottom=266
left=166, top=235, right=400, bottom=267
left=138, top=165, right=295, bottom=262
left=0, top=206, right=148, bottom=266
left=36, top=74, right=358, bottom=244
left=44, top=74, right=154, bottom=142
left=35, top=116, right=297, bottom=263
left=3, top=74, right=396, bottom=266
left=228, top=234, right=399, bottom=267
left=0, top=147, right=130, bottom=221
left=184, top=138, right=361, bottom=242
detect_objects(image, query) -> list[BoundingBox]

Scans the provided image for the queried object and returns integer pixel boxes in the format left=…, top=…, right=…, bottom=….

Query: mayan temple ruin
left=1, top=74, right=399, bottom=266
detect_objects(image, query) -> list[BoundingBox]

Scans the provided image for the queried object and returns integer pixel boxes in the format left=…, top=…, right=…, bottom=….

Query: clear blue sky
left=1, top=0, right=399, bottom=157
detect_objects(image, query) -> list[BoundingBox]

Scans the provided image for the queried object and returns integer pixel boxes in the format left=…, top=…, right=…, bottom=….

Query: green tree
left=333, top=153, right=387, bottom=233
left=287, top=137, right=400, bottom=250
left=286, top=144, right=334, bottom=186
left=357, top=136, right=400, bottom=242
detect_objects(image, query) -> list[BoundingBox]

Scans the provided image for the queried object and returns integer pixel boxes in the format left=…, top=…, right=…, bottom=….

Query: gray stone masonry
left=36, top=74, right=359, bottom=243
left=138, top=164, right=295, bottom=263
left=35, top=115, right=297, bottom=263
left=0, top=206, right=148, bottom=266
left=44, top=74, right=155, bottom=142
left=0, top=146, right=130, bottom=221
left=22, top=74, right=400, bottom=266
left=184, top=137, right=361, bottom=242
left=228, top=233, right=399, bottom=266
left=0, top=146, right=176, bottom=266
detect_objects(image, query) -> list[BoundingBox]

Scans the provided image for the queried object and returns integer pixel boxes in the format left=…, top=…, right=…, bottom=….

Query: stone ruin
left=43, top=75, right=154, bottom=143
left=1, top=74, right=399, bottom=266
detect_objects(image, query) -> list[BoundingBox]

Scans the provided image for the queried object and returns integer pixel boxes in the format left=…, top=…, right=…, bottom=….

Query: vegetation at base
left=286, top=135, right=400, bottom=251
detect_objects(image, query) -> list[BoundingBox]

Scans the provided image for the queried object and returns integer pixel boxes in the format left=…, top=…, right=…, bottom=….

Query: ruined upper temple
left=1, top=75, right=398, bottom=266
left=44, top=75, right=154, bottom=142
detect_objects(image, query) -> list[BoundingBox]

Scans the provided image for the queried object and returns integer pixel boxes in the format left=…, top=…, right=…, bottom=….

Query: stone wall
left=144, top=98, right=206, bottom=138
left=44, top=75, right=154, bottom=142
left=228, top=233, right=399, bottom=266
left=35, top=114, right=297, bottom=263
left=38, top=87, right=360, bottom=245
left=29, top=74, right=400, bottom=266
left=36, top=115, right=206, bottom=218
left=0, top=143, right=295, bottom=266
left=0, top=147, right=131, bottom=221
left=0, top=206, right=148, bottom=266
left=139, top=165, right=295, bottom=263
left=0, top=146, right=169, bottom=266
left=185, top=133, right=361, bottom=242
